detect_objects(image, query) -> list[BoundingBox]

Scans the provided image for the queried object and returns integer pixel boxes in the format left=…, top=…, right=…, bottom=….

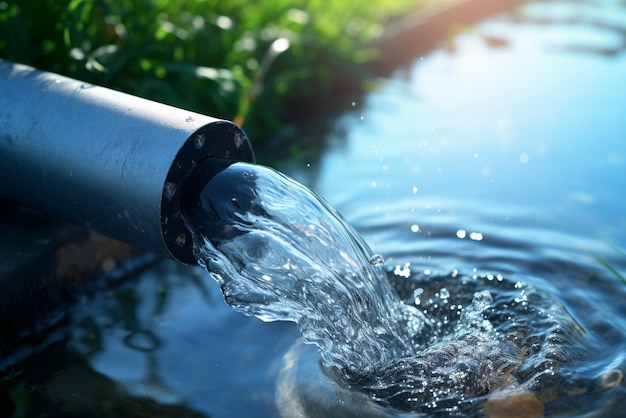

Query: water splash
left=353, top=290, right=521, bottom=412
left=181, top=162, right=579, bottom=413
left=183, top=162, right=426, bottom=374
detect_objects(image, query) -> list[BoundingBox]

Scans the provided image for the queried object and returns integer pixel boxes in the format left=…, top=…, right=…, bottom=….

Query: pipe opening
left=160, top=121, right=254, bottom=265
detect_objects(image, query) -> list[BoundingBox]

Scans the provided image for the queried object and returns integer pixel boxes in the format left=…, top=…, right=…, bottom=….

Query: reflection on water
left=512, top=0, right=626, bottom=57
left=1, top=260, right=299, bottom=417
left=3, top=0, right=626, bottom=417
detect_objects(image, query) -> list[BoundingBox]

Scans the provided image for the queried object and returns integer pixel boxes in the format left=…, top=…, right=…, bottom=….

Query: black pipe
left=0, top=60, right=255, bottom=264
left=180, top=159, right=260, bottom=247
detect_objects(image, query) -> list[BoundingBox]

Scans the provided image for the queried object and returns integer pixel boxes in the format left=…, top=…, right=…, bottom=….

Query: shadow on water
left=1, top=341, right=206, bottom=418
left=0, top=262, right=210, bottom=417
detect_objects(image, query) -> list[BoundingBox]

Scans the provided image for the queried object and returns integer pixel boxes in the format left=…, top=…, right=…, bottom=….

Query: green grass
left=589, top=244, right=626, bottom=285
left=0, top=0, right=427, bottom=155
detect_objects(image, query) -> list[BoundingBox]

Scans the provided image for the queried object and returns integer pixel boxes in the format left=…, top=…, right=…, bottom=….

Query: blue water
left=3, top=0, right=626, bottom=416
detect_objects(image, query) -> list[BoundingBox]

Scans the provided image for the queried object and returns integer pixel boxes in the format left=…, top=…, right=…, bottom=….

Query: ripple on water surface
left=185, top=162, right=600, bottom=417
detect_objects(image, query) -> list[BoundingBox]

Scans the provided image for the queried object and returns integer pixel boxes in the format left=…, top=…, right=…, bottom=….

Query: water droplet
left=412, top=186, right=418, bottom=194
left=194, top=133, right=205, bottom=149
left=369, top=254, right=384, bottom=267
left=456, top=230, right=467, bottom=239
left=469, top=232, right=484, bottom=241
left=410, top=224, right=419, bottom=233
left=520, top=153, right=529, bottom=163
left=231, top=197, right=240, bottom=209
left=472, top=290, right=492, bottom=311
left=393, top=262, right=411, bottom=278
left=440, top=288, right=450, bottom=299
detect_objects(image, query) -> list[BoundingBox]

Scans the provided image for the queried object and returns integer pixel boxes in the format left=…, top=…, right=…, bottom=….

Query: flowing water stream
left=182, top=161, right=425, bottom=376
left=181, top=161, right=587, bottom=416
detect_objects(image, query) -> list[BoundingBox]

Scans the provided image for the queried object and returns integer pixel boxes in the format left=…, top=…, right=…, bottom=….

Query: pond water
left=3, top=0, right=626, bottom=417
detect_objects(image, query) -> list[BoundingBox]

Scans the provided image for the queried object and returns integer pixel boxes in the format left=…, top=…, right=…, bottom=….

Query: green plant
left=0, top=0, right=425, bottom=156
left=589, top=244, right=626, bottom=285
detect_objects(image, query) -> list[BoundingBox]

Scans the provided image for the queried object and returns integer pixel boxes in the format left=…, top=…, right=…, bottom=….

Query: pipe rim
left=160, top=121, right=255, bottom=265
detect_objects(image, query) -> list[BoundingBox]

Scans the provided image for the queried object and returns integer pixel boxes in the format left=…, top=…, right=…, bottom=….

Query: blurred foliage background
left=0, top=0, right=428, bottom=162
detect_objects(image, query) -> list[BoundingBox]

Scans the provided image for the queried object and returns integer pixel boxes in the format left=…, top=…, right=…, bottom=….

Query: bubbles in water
left=351, top=290, right=521, bottom=414
left=369, top=254, right=384, bottom=267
